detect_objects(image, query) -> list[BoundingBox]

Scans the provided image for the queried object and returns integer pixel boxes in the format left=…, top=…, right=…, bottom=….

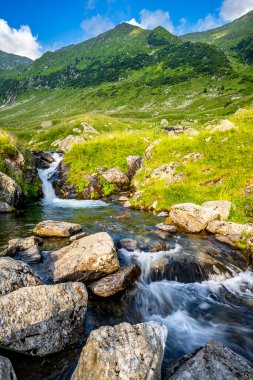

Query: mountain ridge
left=0, top=50, right=33, bottom=70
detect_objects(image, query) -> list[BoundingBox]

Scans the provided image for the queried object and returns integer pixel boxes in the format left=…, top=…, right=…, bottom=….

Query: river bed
left=0, top=154, right=252, bottom=379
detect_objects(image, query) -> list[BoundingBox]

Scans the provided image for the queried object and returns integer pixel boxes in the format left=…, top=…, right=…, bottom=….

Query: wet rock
left=0, top=171, right=23, bottom=209
left=0, top=356, right=17, bottom=380
left=207, top=220, right=253, bottom=236
left=72, top=322, right=167, bottom=380
left=53, top=232, right=120, bottom=283
left=0, top=257, right=42, bottom=295
left=102, top=168, right=129, bottom=185
left=120, top=238, right=138, bottom=251
left=202, top=201, right=232, bottom=221
left=170, top=203, right=219, bottom=233
left=2, top=236, right=43, bottom=263
left=69, top=231, right=89, bottom=242
left=33, top=220, right=82, bottom=238
left=89, top=264, right=141, bottom=297
left=166, top=341, right=253, bottom=380
left=0, top=282, right=88, bottom=356
left=151, top=163, right=184, bottom=184
left=156, top=223, right=178, bottom=233
left=0, top=202, right=13, bottom=213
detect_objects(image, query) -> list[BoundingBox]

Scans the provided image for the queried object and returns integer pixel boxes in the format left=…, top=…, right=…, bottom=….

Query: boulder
left=202, top=201, right=232, bottom=221
left=0, top=171, right=23, bottom=208
left=0, top=356, right=17, bottom=380
left=120, top=238, right=138, bottom=252
left=145, top=139, right=161, bottom=160
left=72, top=322, right=167, bottom=380
left=81, top=122, right=98, bottom=134
left=41, top=121, right=52, bottom=129
left=170, top=203, right=219, bottom=233
left=89, top=264, right=141, bottom=297
left=0, top=257, right=42, bottom=295
left=166, top=341, right=253, bottom=380
left=33, top=220, right=82, bottom=238
left=0, top=282, right=88, bottom=356
left=102, top=168, right=129, bottom=185
left=211, top=119, right=237, bottom=133
left=57, top=136, right=86, bottom=153
left=53, top=232, right=119, bottom=283
left=0, top=202, right=13, bottom=213
left=127, top=156, right=142, bottom=171
left=183, top=152, right=203, bottom=163
left=207, top=220, right=253, bottom=236
left=151, top=163, right=184, bottom=184
left=2, top=236, right=42, bottom=263
left=161, top=119, right=169, bottom=127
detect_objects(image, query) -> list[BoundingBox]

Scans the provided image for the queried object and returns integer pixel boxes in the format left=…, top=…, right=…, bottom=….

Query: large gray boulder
left=72, top=322, right=167, bottom=380
left=102, top=168, right=129, bottom=185
left=0, top=171, right=22, bottom=209
left=0, top=282, right=88, bottom=356
left=2, top=236, right=42, bottom=263
left=0, top=356, right=17, bottom=380
left=207, top=220, right=253, bottom=236
left=53, top=232, right=120, bottom=283
left=151, top=163, right=184, bottom=184
left=0, top=257, right=42, bottom=295
left=170, top=203, right=219, bottom=233
left=202, top=201, right=232, bottom=221
left=33, top=220, right=82, bottom=238
left=166, top=341, right=253, bottom=380
left=89, top=264, right=141, bottom=297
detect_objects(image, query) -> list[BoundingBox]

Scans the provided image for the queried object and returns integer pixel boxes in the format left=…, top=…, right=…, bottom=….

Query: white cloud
left=0, top=19, right=42, bottom=60
left=81, top=14, right=114, bottom=39
left=220, top=0, right=253, bottom=21
left=191, top=14, right=223, bottom=33
left=127, top=9, right=174, bottom=33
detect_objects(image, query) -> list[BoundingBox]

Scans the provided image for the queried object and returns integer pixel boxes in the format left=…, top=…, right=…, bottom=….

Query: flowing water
left=0, top=153, right=253, bottom=379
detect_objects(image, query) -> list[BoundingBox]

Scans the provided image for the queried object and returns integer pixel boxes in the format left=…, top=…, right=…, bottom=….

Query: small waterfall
left=37, top=152, right=107, bottom=208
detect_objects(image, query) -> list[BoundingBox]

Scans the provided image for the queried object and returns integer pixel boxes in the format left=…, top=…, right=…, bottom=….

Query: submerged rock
left=0, top=202, right=13, bottom=213
left=166, top=341, right=253, bottom=380
left=72, top=322, right=167, bottom=380
left=33, top=220, right=82, bottom=238
left=120, top=238, right=138, bottom=252
left=202, top=201, right=232, bottom=221
left=170, top=203, right=219, bottom=233
left=0, top=257, right=42, bottom=295
left=53, top=232, right=119, bottom=283
left=0, top=282, right=88, bottom=356
left=0, top=356, right=17, bottom=380
left=89, top=264, right=141, bottom=297
left=156, top=223, right=178, bottom=233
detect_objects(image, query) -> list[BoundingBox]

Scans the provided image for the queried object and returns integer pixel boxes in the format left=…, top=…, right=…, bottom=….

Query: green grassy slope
left=182, top=11, right=253, bottom=49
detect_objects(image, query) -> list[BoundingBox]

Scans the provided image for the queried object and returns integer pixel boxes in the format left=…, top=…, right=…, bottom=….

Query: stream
left=0, top=153, right=253, bottom=379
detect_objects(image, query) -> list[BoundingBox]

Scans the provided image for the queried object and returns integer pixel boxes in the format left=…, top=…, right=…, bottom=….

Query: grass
left=62, top=107, right=253, bottom=223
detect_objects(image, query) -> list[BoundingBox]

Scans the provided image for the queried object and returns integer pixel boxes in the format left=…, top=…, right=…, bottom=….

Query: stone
left=202, top=201, right=232, bottom=221
left=161, top=119, right=169, bottom=127
left=183, top=152, right=203, bottom=163
left=151, top=163, right=184, bottom=184
left=3, top=236, right=43, bottom=263
left=33, top=220, right=82, bottom=238
left=89, top=264, right=141, bottom=297
left=211, top=119, right=237, bottom=133
left=53, top=232, right=120, bottom=283
left=244, top=184, right=253, bottom=196
left=0, top=257, right=42, bottom=295
left=184, top=128, right=199, bottom=136
left=69, top=231, right=89, bottom=242
left=207, top=220, right=253, bottom=236
left=156, top=223, right=178, bottom=233
left=157, top=212, right=169, bottom=217
left=102, top=168, right=129, bottom=185
left=0, top=356, right=17, bottom=380
left=71, top=322, right=167, bottom=380
left=170, top=203, right=219, bottom=233
left=127, top=156, right=142, bottom=170
left=41, top=121, right=52, bottom=129
left=145, top=139, right=161, bottom=160
left=81, top=122, right=98, bottom=134
left=166, top=341, right=253, bottom=380
left=0, top=202, right=13, bottom=213
left=0, top=282, right=88, bottom=356
left=0, top=171, right=23, bottom=208
left=73, top=128, right=82, bottom=134
left=120, top=238, right=138, bottom=251
left=57, top=136, right=86, bottom=152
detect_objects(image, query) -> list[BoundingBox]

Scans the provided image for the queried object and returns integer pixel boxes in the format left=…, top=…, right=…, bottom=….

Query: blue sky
left=1, top=0, right=253, bottom=59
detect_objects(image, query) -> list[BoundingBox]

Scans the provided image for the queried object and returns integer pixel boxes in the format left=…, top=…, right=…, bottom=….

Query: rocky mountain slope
left=0, top=50, right=32, bottom=70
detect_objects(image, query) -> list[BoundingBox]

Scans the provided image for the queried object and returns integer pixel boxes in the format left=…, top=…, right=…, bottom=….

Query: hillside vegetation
left=0, top=50, right=32, bottom=70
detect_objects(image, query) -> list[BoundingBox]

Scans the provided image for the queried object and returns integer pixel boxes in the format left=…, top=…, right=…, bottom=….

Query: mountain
left=0, top=23, right=230, bottom=100
left=0, top=50, right=33, bottom=70
left=182, top=10, right=253, bottom=49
